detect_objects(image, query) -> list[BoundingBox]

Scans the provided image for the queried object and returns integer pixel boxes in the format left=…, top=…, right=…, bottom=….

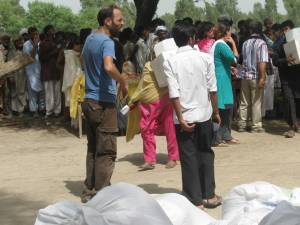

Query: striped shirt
left=241, top=36, right=269, bottom=80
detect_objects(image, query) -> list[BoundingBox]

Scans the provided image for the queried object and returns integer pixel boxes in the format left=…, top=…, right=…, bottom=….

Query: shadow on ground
left=263, top=120, right=289, bottom=136
left=138, top=183, right=180, bottom=194
left=64, top=180, right=83, bottom=198
left=232, top=119, right=289, bottom=136
left=0, top=115, right=82, bottom=138
left=0, top=191, right=47, bottom=225
left=117, top=153, right=169, bottom=167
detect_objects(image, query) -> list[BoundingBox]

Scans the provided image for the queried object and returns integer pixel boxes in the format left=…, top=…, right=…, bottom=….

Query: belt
left=84, top=98, right=115, bottom=108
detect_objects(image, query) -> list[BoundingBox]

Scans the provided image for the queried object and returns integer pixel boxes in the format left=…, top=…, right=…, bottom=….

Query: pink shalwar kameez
left=139, top=94, right=179, bottom=164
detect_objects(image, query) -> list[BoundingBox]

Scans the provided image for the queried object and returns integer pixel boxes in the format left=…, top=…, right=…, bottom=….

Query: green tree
left=248, top=2, right=266, bottom=22
left=0, top=0, right=26, bottom=34
left=77, top=7, right=99, bottom=30
left=265, top=0, right=279, bottom=22
left=121, top=1, right=136, bottom=28
left=215, top=0, right=242, bottom=23
left=78, top=0, right=136, bottom=29
left=203, top=1, right=218, bottom=23
left=80, top=0, right=119, bottom=9
left=174, top=0, right=204, bottom=22
left=283, top=0, right=300, bottom=26
left=160, top=13, right=176, bottom=29
left=24, top=2, right=78, bottom=33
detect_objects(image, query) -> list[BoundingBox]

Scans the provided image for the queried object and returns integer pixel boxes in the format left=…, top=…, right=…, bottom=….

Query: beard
left=109, top=23, right=121, bottom=38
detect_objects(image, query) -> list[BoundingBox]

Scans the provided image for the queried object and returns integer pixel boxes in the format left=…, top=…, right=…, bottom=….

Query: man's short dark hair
left=248, top=20, right=263, bottom=35
left=97, top=4, right=121, bottom=27
left=263, top=17, right=272, bottom=26
left=43, top=25, right=54, bottom=35
left=183, top=17, right=193, bottom=25
left=218, top=15, right=233, bottom=27
left=172, top=21, right=195, bottom=47
left=281, top=20, right=295, bottom=30
left=271, top=23, right=281, bottom=32
left=28, top=26, right=38, bottom=34
left=80, top=28, right=92, bottom=45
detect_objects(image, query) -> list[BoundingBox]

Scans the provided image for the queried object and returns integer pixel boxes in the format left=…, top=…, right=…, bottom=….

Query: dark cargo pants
left=81, top=99, right=118, bottom=191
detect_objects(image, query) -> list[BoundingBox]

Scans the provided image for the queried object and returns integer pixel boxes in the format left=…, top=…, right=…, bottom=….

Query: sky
left=19, top=0, right=287, bottom=15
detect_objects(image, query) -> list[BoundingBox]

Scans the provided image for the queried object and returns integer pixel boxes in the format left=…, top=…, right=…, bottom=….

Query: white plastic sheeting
left=35, top=182, right=172, bottom=225
left=35, top=182, right=300, bottom=225
left=155, top=193, right=216, bottom=225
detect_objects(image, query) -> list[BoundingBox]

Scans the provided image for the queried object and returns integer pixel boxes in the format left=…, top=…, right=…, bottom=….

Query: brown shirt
left=39, top=40, right=60, bottom=81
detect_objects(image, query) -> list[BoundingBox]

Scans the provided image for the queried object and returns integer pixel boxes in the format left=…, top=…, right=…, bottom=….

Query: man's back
left=242, top=37, right=268, bottom=80
left=164, top=45, right=217, bottom=123
left=82, top=32, right=116, bottom=103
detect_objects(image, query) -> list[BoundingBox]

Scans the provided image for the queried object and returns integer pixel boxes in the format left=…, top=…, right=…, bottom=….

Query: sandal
left=203, top=194, right=222, bottom=209
left=225, top=138, right=240, bottom=145
left=139, top=162, right=155, bottom=171
left=212, top=142, right=229, bottom=147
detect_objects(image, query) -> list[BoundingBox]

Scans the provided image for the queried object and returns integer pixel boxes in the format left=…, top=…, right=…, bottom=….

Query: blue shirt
left=82, top=33, right=116, bottom=103
left=23, top=40, right=43, bottom=92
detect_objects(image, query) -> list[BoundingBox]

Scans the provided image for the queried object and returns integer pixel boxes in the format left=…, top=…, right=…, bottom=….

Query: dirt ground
left=1, top=117, right=300, bottom=225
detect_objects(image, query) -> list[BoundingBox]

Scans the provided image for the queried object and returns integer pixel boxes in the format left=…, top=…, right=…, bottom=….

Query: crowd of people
left=1, top=4, right=300, bottom=211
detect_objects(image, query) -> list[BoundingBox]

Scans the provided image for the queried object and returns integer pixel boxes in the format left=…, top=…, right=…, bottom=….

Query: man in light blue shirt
left=81, top=4, right=127, bottom=203
left=82, top=33, right=117, bottom=103
left=23, top=27, right=44, bottom=117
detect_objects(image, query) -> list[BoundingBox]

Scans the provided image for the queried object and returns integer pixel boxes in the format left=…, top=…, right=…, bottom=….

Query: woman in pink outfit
left=139, top=93, right=179, bottom=170
left=128, top=62, right=179, bottom=170
left=196, top=21, right=215, bottom=53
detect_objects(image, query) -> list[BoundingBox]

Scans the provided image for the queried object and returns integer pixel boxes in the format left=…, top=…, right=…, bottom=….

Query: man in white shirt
left=164, top=21, right=222, bottom=209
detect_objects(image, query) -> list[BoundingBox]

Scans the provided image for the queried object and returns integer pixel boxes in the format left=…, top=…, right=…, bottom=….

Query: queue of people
left=1, top=4, right=300, bottom=211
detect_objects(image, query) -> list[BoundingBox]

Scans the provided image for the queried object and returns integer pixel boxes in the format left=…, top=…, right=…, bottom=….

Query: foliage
left=174, top=0, right=204, bottom=22
left=215, top=0, right=242, bottom=23
left=283, top=0, right=300, bottom=26
left=0, top=0, right=25, bottom=35
left=2, top=0, right=300, bottom=36
left=160, top=13, right=176, bottom=29
left=24, top=2, right=78, bottom=33
left=78, top=0, right=136, bottom=30
left=248, top=2, right=267, bottom=22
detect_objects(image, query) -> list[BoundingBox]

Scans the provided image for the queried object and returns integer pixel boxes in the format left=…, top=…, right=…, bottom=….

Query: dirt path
left=1, top=118, right=300, bottom=225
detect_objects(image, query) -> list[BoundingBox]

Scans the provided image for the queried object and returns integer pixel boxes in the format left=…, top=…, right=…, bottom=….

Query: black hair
left=214, top=22, right=230, bottom=39
left=194, top=20, right=202, bottom=27
left=151, top=18, right=166, bottom=27
left=280, top=20, right=295, bottom=30
left=271, top=23, right=281, bottom=32
left=67, top=35, right=81, bottom=50
left=43, top=24, right=54, bottom=35
left=28, top=26, right=38, bottom=34
left=172, top=21, right=195, bottom=47
left=135, top=25, right=150, bottom=38
left=196, top=21, right=214, bottom=40
left=39, top=33, right=46, bottom=41
left=237, top=20, right=246, bottom=30
left=263, top=17, right=272, bottom=26
left=183, top=17, right=193, bottom=25
left=218, top=15, right=233, bottom=27
left=119, top=27, right=133, bottom=44
left=79, top=28, right=92, bottom=45
left=248, top=20, right=263, bottom=36
left=97, top=4, right=121, bottom=27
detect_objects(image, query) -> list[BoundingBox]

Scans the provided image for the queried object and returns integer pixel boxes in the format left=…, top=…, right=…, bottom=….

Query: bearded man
left=81, top=4, right=128, bottom=203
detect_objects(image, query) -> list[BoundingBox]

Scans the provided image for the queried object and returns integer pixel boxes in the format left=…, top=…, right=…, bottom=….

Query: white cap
left=19, top=28, right=28, bottom=36
left=155, top=26, right=168, bottom=35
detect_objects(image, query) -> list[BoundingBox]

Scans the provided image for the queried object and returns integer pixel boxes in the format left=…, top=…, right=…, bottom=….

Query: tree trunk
left=134, top=0, right=159, bottom=28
